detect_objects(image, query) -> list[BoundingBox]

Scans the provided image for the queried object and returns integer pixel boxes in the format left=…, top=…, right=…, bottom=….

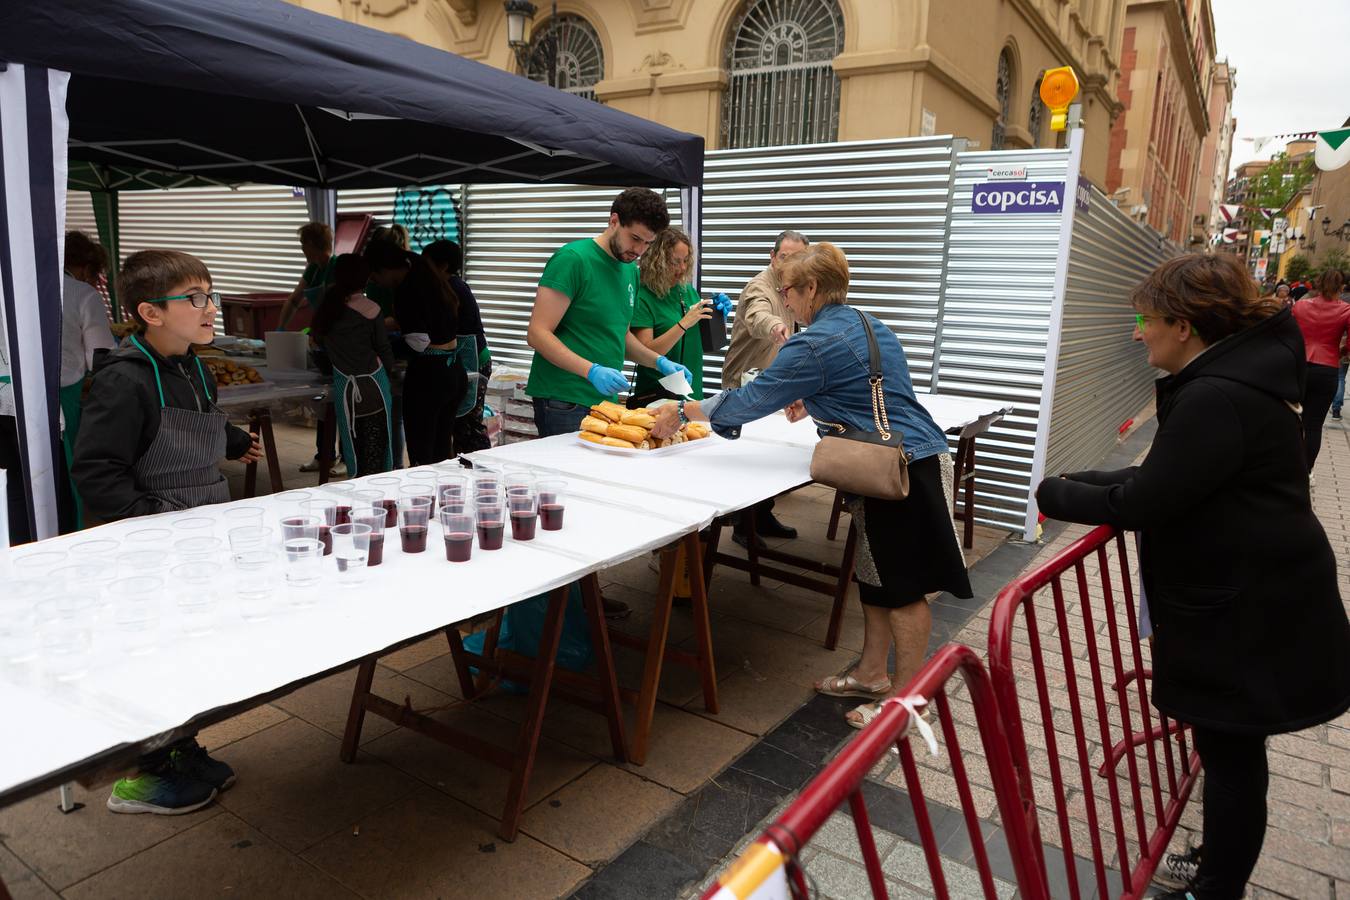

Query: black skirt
left=855, top=453, right=973, bottom=608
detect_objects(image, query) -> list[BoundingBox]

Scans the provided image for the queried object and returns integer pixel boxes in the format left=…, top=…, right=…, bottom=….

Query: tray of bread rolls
left=575, top=401, right=714, bottom=456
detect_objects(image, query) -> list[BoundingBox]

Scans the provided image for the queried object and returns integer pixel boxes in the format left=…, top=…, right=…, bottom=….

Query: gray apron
left=128, top=335, right=232, bottom=510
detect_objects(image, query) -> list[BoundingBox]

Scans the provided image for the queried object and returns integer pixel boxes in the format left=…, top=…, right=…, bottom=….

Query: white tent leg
left=57, top=782, right=83, bottom=813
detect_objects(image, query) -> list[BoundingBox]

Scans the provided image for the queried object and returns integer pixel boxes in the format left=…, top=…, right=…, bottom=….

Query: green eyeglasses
left=147, top=290, right=221, bottom=310
left=1134, top=313, right=1151, bottom=330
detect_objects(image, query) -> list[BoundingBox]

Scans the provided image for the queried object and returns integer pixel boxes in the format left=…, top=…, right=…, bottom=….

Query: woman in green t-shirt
left=631, top=227, right=710, bottom=402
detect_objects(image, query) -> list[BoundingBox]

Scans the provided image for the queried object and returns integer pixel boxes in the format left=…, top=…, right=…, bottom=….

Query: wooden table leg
left=825, top=521, right=859, bottom=651
left=499, top=586, right=568, bottom=841
left=702, top=521, right=723, bottom=592
left=259, top=408, right=283, bottom=494
left=581, top=574, right=628, bottom=762
left=745, top=507, right=762, bottom=587
left=318, top=400, right=336, bottom=484
left=244, top=410, right=261, bottom=498
left=339, top=658, right=378, bottom=763
left=474, top=610, right=504, bottom=695
left=628, top=543, right=679, bottom=766
left=445, top=626, right=479, bottom=701
left=683, top=532, right=719, bottom=714
left=826, top=489, right=846, bottom=541
left=962, top=436, right=977, bottom=549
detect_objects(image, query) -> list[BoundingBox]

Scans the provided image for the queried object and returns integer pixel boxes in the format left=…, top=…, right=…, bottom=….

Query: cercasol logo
left=971, top=181, right=1066, bottom=214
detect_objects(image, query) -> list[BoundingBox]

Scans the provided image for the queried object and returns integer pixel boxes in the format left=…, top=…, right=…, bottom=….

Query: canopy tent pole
left=679, top=185, right=703, bottom=291
left=90, top=188, right=119, bottom=318
left=304, top=187, right=337, bottom=232
left=0, top=63, right=70, bottom=542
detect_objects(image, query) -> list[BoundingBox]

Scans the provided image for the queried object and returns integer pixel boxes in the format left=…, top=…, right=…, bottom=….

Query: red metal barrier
left=988, top=524, right=1201, bottom=900
left=701, top=644, right=1051, bottom=900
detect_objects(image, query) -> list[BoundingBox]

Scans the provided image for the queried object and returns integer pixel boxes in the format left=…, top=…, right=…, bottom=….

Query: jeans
left=1333, top=362, right=1347, bottom=415
left=532, top=397, right=590, bottom=438
left=1191, top=726, right=1269, bottom=899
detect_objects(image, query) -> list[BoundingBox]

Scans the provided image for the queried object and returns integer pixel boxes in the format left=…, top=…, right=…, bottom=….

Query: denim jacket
left=702, top=303, right=950, bottom=461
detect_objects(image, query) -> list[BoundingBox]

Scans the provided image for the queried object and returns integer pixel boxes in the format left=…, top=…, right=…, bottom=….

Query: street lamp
left=504, top=0, right=564, bottom=88
left=1322, top=216, right=1350, bottom=242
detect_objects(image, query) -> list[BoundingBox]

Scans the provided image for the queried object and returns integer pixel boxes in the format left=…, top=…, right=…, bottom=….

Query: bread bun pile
left=577, top=401, right=711, bottom=450
left=203, top=357, right=263, bottom=386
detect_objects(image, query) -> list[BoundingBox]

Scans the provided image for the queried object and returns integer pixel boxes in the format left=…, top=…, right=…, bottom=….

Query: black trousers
left=1303, top=363, right=1338, bottom=470
left=402, top=357, right=467, bottom=466
left=1190, top=726, right=1269, bottom=899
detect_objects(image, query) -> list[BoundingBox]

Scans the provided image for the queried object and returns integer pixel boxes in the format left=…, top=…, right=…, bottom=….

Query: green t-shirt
left=631, top=282, right=703, bottom=400
left=301, top=256, right=337, bottom=308
left=526, top=238, right=639, bottom=406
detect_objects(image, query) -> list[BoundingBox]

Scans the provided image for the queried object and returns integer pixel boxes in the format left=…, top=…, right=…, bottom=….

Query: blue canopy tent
left=0, top=0, right=704, bottom=540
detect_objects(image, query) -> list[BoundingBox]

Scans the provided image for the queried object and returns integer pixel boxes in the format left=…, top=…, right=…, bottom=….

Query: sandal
left=845, top=700, right=884, bottom=730
left=815, top=670, right=891, bottom=699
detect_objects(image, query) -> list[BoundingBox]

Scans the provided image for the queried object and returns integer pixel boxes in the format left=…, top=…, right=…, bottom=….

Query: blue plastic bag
left=463, top=582, right=593, bottom=693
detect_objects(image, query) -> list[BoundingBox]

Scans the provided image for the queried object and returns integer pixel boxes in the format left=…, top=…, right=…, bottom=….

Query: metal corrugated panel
left=699, top=138, right=957, bottom=391
left=65, top=191, right=98, bottom=237
left=462, top=184, right=683, bottom=372
left=115, top=184, right=310, bottom=294
left=1044, top=185, right=1176, bottom=480
left=337, top=187, right=398, bottom=224
left=942, top=149, right=1072, bottom=531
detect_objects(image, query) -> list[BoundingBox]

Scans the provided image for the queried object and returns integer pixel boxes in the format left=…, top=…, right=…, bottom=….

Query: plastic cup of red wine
left=369, top=477, right=402, bottom=527
left=439, top=509, right=474, bottom=562
left=398, top=496, right=432, bottom=553
left=300, top=500, right=338, bottom=555
left=538, top=479, right=567, bottom=531
left=475, top=500, right=506, bottom=551
left=350, top=506, right=386, bottom=566
left=508, top=491, right=537, bottom=542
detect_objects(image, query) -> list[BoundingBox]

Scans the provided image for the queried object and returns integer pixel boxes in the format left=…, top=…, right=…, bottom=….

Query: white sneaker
left=299, top=456, right=347, bottom=476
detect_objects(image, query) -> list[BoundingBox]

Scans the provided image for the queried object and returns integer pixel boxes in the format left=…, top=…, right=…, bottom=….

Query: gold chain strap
left=870, top=376, right=891, bottom=441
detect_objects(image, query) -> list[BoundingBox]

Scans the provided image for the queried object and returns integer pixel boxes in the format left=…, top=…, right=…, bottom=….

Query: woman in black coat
left=1036, top=253, right=1350, bottom=900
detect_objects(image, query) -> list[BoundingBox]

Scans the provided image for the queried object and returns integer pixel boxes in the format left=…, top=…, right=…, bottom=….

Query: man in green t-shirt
left=526, top=188, right=691, bottom=437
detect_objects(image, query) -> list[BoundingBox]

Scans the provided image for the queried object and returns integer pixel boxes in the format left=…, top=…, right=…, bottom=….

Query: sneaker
left=299, top=455, right=323, bottom=473
left=171, top=740, right=236, bottom=792
left=1332, top=407, right=1342, bottom=420
left=1153, top=843, right=1201, bottom=891
left=329, top=459, right=348, bottom=477
left=107, top=765, right=217, bottom=815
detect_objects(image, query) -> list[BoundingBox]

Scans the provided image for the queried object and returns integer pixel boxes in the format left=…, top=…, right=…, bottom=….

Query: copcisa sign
left=971, top=181, right=1066, bottom=214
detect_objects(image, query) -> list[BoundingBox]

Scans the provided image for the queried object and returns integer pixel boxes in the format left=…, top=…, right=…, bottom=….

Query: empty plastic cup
left=171, top=562, right=222, bottom=637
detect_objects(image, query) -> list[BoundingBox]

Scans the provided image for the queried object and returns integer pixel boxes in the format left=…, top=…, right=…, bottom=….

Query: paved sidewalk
left=694, top=412, right=1350, bottom=900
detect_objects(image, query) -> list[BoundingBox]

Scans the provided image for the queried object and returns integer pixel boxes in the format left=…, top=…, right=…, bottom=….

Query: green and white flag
left=1316, top=128, right=1350, bottom=171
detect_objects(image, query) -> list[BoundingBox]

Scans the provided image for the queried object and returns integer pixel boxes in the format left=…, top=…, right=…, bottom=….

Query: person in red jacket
left=1291, top=268, right=1349, bottom=469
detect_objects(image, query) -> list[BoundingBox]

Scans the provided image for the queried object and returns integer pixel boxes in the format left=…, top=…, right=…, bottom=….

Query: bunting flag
left=1222, top=228, right=1239, bottom=244
left=1316, top=129, right=1350, bottom=171
left=1219, top=204, right=1242, bottom=223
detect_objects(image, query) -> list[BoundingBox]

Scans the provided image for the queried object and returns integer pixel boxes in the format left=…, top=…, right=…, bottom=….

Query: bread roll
left=601, top=436, right=637, bottom=449
left=638, top=440, right=651, bottom=450
left=590, top=401, right=627, bottom=423
left=620, top=411, right=656, bottom=428
left=605, top=423, right=648, bottom=444
left=580, top=415, right=610, bottom=435
left=685, top=422, right=710, bottom=440
left=578, top=431, right=605, bottom=444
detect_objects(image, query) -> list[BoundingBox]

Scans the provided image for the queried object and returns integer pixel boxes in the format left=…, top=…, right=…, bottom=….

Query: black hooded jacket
left=72, top=339, right=252, bottom=522
left=1037, top=307, right=1350, bottom=734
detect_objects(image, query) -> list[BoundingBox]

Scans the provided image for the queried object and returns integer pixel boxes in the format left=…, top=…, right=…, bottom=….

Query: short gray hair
left=774, top=230, right=809, bottom=253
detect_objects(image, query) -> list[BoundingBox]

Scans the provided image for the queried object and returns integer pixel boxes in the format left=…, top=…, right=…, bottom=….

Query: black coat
left=1036, top=308, right=1350, bottom=735
left=72, top=340, right=252, bottom=522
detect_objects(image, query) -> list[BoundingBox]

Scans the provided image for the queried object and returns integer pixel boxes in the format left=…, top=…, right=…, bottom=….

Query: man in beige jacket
left=722, top=230, right=809, bottom=548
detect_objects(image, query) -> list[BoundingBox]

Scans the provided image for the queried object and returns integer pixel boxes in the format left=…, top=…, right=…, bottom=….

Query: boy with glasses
left=73, top=249, right=262, bottom=814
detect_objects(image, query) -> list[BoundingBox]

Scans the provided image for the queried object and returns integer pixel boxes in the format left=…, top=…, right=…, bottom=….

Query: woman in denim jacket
left=652, top=242, right=972, bottom=727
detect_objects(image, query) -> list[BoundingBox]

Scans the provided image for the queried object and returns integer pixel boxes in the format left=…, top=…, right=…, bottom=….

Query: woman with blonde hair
left=652, top=242, right=971, bottom=725
left=630, top=227, right=714, bottom=403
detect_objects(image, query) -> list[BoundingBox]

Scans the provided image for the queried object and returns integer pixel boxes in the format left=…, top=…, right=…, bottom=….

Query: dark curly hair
left=611, top=188, right=670, bottom=233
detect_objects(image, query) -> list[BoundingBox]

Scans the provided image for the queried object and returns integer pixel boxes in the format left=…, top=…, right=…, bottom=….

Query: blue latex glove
left=712, top=292, right=732, bottom=315
left=586, top=363, right=629, bottom=396
left=655, top=356, right=693, bottom=383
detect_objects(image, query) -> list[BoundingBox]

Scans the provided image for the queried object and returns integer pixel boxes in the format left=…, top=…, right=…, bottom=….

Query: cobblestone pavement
left=694, top=411, right=1350, bottom=900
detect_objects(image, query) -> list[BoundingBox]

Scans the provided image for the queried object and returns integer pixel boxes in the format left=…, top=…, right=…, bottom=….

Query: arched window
left=1028, top=77, right=1045, bottom=148
left=525, top=14, right=604, bottom=102
left=992, top=48, right=1013, bottom=150
left=721, top=0, right=844, bottom=149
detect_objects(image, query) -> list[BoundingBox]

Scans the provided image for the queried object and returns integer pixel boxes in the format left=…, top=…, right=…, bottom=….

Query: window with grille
left=720, top=0, right=844, bottom=149
left=992, top=49, right=1013, bottom=150
left=526, top=14, right=604, bottom=102
left=1028, top=77, right=1045, bottom=148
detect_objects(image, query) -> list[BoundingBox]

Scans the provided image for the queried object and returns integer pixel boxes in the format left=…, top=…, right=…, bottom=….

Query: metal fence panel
left=1044, top=184, right=1175, bottom=482
left=943, top=149, right=1072, bottom=531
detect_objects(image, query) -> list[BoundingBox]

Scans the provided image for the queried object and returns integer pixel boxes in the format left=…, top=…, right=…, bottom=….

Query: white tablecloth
left=0, top=467, right=715, bottom=802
